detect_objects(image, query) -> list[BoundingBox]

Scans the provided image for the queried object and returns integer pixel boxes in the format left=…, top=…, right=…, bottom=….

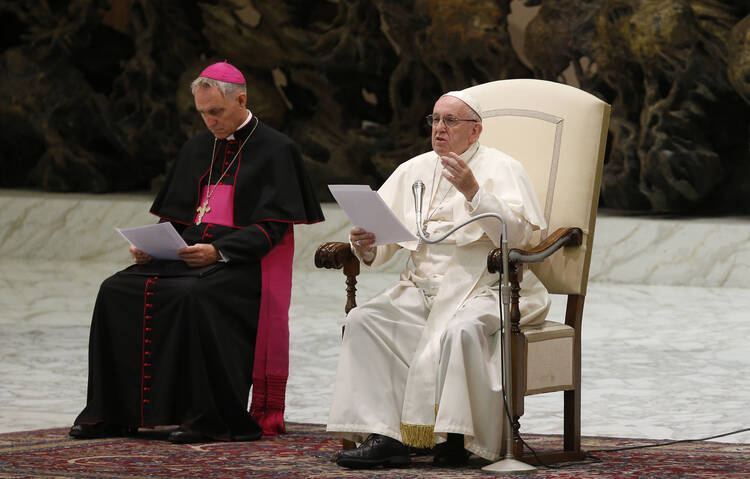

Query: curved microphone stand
left=412, top=180, right=534, bottom=473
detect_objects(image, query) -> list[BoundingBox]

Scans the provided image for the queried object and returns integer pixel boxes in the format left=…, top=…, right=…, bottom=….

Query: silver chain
left=204, top=117, right=258, bottom=202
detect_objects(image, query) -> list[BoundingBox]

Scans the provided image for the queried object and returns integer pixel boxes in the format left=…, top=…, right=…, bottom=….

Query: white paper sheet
left=116, top=222, right=188, bottom=260
left=328, top=184, right=416, bottom=245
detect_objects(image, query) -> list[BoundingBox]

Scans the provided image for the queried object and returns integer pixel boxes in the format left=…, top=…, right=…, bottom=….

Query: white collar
left=226, top=110, right=253, bottom=141
left=435, top=141, right=479, bottom=162
left=458, top=141, right=480, bottom=162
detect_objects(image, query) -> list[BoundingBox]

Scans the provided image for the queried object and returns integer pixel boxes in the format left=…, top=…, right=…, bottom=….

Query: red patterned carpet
left=1, top=423, right=748, bottom=478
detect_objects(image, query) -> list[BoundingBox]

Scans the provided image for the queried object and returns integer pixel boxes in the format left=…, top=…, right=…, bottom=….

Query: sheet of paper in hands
left=328, top=184, right=416, bottom=245
left=116, top=222, right=188, bottom=260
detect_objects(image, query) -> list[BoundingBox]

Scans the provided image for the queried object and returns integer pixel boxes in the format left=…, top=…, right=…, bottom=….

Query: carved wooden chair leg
left=563, top=294, right=584, bottom=455
left=509, top=263, right=526, bottom=458
left=342, top=255, right=359, bottom=452
left=314, top=242, right=361, bottom=452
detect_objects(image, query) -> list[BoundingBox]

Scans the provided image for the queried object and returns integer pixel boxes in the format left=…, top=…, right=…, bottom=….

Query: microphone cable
left=497, top=323, right=565, bottom=469
left=585, top=426, right=750, bottom=454
left=497, top=331, right=750, bottom=468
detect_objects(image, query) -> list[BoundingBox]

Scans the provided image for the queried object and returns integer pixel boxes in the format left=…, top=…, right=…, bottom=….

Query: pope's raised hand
left=440, top=152, right=479, bottom=201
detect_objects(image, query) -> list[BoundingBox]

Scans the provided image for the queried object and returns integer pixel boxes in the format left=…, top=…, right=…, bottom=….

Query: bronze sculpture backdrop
left=1, top=0, right=749, bottom=214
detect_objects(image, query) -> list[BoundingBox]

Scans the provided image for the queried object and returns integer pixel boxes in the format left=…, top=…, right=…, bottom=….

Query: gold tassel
left=400, top=422, right=435, bottom=448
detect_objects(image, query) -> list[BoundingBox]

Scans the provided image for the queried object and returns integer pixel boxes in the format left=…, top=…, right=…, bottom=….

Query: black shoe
left=335, top=433, right=411, bottom=469
left=232, top=429, right=263, bottom=442
left=69, top=423, right=128, bottom=439
left=432, top=433, right=471, bottom=467
left=168, top=427, right=209, bottom=444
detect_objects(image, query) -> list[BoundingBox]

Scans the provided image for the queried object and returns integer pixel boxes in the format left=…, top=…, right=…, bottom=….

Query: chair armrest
left=315, top=242, right=361, bottom=314
left=487, top=227, right=583, bottom=273
left=315, top=242, right=359, bottom=270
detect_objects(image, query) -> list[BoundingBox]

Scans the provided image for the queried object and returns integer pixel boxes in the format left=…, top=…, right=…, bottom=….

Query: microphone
left=411, top=177, right=515, bottom=472
left=412, top=180, right=425, bottom=231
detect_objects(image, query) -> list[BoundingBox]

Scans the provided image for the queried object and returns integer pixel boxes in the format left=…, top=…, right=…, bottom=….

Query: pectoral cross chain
left=196, top=200, right=211, bottom=225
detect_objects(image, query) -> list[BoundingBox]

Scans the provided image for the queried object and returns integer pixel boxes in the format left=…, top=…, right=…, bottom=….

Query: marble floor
left=1, top=191, right=749, bottom=446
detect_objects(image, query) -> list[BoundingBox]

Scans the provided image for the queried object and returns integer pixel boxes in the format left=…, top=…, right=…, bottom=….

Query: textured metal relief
left=0, top=0, right=748, bottom=213
left=525, top=0, right=750, bottom=213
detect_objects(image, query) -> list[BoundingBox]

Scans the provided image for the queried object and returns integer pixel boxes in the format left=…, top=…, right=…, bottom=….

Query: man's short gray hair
left=190, top=77, right=246, bottom=98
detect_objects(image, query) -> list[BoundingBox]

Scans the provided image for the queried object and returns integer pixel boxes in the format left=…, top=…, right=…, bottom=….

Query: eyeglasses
left=425, top=114, right=478, bottom=128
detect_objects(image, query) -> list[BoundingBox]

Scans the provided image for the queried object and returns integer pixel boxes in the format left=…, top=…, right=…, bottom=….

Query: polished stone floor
left=1, top=191, right=749, bottom=445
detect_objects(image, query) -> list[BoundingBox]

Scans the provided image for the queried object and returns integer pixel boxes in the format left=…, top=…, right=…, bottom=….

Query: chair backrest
left=464, top=79, right=610, bottom=296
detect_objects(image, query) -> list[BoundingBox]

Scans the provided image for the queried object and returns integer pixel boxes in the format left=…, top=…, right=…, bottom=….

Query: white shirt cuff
left=468, top=187, right=482, bottom=211
left=218, top=249, right=229, bottom=262
left=350, top=241, right=375, bottom=264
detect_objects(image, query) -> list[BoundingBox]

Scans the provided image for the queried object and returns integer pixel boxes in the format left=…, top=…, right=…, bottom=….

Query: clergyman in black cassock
left=70, top=62, right=324, bottom=443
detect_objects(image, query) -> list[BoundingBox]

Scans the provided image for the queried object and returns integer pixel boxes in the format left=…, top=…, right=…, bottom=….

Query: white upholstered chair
left=465, top=79, right=611, bottom=463
left=316, top=79, right=611, bottom=464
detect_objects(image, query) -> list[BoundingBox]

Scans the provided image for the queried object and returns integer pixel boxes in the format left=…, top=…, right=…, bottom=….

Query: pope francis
left=327, top=89, right=550, bottom=468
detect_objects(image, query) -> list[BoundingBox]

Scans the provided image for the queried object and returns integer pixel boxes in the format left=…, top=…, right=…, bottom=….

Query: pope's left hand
left=178, top=243, right=220, bottom=267
left=441, top=152, right=479, bottom=201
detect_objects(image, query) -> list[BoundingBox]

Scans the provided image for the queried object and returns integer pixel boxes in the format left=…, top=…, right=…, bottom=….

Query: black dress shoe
left=69, top=423, right=128, bottom=439
left=335, top=433, right=411, bottom=469
left=432, top=433, right=471, bottom=467
left=232, top=430, right=263, bottom=442
left=168, top=427, right=209, bottom=444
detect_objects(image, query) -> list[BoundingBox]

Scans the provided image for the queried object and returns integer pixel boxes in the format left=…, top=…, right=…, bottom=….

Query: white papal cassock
left=327, top=141, right=550, bottom=461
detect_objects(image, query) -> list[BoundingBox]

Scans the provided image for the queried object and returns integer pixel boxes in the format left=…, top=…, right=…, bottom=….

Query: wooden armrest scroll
left=315, top=242, right=361, bottom=314
left=315, top=242, right=358, bottom=270
left=487, top=227, right=583, bottom=273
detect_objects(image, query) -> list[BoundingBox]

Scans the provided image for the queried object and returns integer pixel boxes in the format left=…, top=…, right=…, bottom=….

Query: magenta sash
left=191, top=184, right=291, bottom=435
left=250, top=225, right=293, bottom=435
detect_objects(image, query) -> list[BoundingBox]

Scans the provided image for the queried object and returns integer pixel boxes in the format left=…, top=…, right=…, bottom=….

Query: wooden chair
left=316, top=79, right=611, bottom=464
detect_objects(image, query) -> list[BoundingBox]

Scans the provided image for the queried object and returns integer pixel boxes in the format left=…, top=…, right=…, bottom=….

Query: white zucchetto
left=442, top=90, right=482, bottom=118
